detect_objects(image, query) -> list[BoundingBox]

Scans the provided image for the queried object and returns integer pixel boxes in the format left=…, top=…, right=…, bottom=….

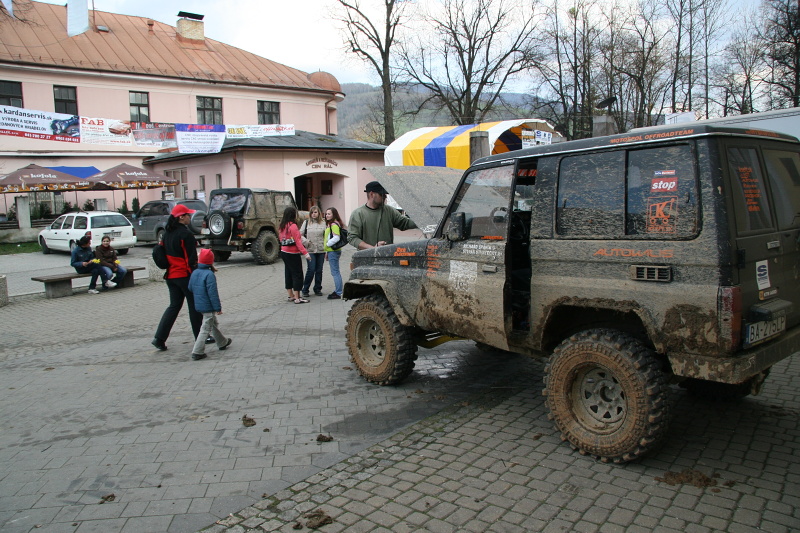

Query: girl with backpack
left=323, top=207, right=345, bottom=300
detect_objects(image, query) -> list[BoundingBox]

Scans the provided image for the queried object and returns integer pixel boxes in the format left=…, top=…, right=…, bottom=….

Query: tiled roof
left=0, top=0, right=332, bottom=93
left=144, top=130, right=386, bottom=163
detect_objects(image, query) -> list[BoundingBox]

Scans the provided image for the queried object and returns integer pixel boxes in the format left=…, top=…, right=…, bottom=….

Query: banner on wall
left=225, top=124, right=296, bottom=138
left=0, top=106, right=80, bottom=142
left=175, top=124, right=227, bottom=154
left=131, top=122, right=178, bottom=149
left=79, top=117, right=133, bottom=145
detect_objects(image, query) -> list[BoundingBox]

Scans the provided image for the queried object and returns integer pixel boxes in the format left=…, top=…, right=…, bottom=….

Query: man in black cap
left=347, top=180, right=417, bottom=249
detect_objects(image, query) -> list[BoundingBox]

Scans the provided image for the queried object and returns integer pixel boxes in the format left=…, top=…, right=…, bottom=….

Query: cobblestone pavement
left=0, top=246, right=798, bottom=533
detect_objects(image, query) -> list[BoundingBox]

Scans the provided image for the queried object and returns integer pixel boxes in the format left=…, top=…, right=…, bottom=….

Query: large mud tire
left=252, top=230, right=279, bottom=265
left=544, top=329, right=671, bottom=463
left=346, top=294, right=418, bottom=385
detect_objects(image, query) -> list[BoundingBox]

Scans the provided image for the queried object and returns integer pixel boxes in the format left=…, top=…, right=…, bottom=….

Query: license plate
left=744, top=316, right=786, bottom=347
left=105, top=231, right=121, bottom=237
left=201, top=228, right=210, bottom=234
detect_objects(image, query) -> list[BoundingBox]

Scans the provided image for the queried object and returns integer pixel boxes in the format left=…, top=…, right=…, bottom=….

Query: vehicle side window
left=51, top=215, right=66, bottom=229
left=626, top=144, right=698, bottom=238
left=74, top=216, right=88, bottom=230
left=557, top=151, right=624, bottom=237
left=153, top=203, right=170, bottom=216
left=446, top=165, right=514, bottom=240
left=727, top=147, right=774, bottom=233
left=138, top=205, right=152, bottom=217
left=763, top=149, right=800, bottom=230
left=63, top=215, right=75, bottom=229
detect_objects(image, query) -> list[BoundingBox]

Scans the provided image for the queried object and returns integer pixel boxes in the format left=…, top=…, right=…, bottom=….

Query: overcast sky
left=34, top=0, right=374, bottom=86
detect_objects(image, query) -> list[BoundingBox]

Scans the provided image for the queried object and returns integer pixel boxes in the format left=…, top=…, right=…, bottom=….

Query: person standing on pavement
left=323, top=207, right=345, bottom=300
left=70, top=235, right=114, bottom=294
left=95, top=235, right=127, bottom=286
left=279, top=206, right=311, bottom=304
left=299, top=205, right=326, bottom=297
left=188, top=248, right=233, bottom=361
left=152, top=204, right=203, bottom=351
left=347, top=180, right=417, bottom=249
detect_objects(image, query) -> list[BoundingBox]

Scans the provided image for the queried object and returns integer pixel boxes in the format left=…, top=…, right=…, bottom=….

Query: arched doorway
left=293, top=172, right=346, bottom=213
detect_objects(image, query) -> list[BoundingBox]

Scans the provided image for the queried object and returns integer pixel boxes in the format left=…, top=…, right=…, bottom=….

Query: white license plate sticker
left=745, top=316, right=786, bottom=347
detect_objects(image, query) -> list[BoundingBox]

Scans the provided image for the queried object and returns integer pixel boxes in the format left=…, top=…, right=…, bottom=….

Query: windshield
left=209, top=193, right=248, bottom=213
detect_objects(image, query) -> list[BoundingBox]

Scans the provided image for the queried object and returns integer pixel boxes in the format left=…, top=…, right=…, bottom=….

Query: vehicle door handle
left=482, top=264, right=498, bottom=273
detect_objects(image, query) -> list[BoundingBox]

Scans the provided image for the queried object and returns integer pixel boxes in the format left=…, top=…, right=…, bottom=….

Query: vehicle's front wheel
left=252, top=230, right=279, bottom=264
left=40, top=237, right=50, bottom=254
left=544, top=329, right=672, bottom=463
left=346, top=294, right=418, bottom=385
left=213, top=250, right=232, bottom=262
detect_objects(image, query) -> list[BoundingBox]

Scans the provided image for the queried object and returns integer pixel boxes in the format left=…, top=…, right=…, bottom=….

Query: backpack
left=152, top=242, right=169, bottom=269
left=331, top=225, right=348, bottom=250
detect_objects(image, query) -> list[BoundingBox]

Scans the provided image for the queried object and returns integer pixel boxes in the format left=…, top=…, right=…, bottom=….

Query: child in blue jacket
left=187, top=249, right=232, bottom=360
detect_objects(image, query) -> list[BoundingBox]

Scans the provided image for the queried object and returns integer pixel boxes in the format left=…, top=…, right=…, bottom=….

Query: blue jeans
left=302, top=253, right=325, bottom=294
left=100, top=265, right=127, bottom=284
left=327, top=251, right=342, bottom=295
left=75, top=264, right=109, bottom=290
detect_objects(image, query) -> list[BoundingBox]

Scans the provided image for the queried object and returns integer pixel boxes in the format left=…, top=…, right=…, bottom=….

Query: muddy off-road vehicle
left=344, top=124, right=800, bottom=463
left=199, top=188, right=303, bottom=264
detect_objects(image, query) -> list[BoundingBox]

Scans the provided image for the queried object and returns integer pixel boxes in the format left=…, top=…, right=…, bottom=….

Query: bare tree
left=397, top=0, right=540, bottom=125
left=527, top=0, right=604, bottom=140
left=758, top=0, right=800, bottom=108
left=334, top=0, right=412, bottom=144
left=711, top=19, right=765, bottom=114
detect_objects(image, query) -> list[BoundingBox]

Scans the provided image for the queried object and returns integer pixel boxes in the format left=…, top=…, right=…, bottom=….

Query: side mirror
left=445, top=212, right=468, bottom=241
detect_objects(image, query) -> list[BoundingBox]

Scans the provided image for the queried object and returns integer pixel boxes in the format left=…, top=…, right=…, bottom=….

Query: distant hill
left=337, top=83, right=532, bottom=144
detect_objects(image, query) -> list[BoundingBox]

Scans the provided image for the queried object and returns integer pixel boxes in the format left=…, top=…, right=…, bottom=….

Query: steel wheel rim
left=209, top=214, right=225, bottom=235
left=571, top=365, right=626, bottom=431
left=356, top=318, right=386, bottom=367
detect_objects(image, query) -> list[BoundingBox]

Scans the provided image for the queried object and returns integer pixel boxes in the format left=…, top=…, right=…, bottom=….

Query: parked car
left=38, top=211, right=137, bottom=254
left=131, top=199, right=206, bottom=242
left=344, top=124, right=800, bottom=463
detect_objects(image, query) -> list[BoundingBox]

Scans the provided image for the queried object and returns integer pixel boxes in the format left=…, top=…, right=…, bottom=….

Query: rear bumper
left=668, top=326, right=800, bottom=383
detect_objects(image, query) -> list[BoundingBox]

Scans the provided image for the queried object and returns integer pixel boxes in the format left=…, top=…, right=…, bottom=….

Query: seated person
left=70, top=235, right=114, bottom=294
left=95, top=235, right=127, bottom=286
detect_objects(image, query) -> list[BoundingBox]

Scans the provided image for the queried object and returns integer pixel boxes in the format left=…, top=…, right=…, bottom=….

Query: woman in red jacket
left=279, top=206, right=311, bottom=304
left=151, top=204, right=203, bottom=351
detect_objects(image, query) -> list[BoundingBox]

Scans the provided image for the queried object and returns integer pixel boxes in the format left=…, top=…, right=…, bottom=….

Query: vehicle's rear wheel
left=40, top=237, right=50, bottom=254
left=346, top=294, right=418, bottom=385
left=207, top=210, right=231, bottom=238
left=213, top=250, right=232, bottom=262
left=544, top=329, right=672, bottom=463
left=252, top=230, right=279, bottom=264
left=69, top=240, right=77, bottom=252
left=680, top=370, right=769, bottom=401
left=117, top=248, right=129, bottom=256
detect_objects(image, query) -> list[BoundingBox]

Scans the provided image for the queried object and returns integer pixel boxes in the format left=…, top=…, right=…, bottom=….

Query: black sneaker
left=301, top=292, right=310, bottom=298
left=219, top=338, right=233, bottom=350
left=151, top=338, right=167, bottom=351
left=191, top=353, right=207, bottom=361
left=327, top=293, right=341, bottom=300
left=314, top=292, right=323, bottom=296
left=205, top=336, right=215, bottom=344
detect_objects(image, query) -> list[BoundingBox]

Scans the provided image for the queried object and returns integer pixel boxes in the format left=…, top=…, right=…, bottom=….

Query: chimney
left=176, top=11, right=204, bottom=43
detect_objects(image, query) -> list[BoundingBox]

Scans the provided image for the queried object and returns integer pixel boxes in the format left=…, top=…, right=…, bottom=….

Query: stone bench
left=31, top=266, right=146, bottom=298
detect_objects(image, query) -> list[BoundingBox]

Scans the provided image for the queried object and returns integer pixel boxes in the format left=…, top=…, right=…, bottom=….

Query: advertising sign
left=79, top=117, right=133, bottom=145
left=225, top=124, right=296, bottom=138
left=0, top=106, right=80, bottom=143
left=175, top=124, right=227, bottom=153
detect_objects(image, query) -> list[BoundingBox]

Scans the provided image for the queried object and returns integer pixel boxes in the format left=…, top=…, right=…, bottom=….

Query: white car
left=38, top=211, right=137, bottom=254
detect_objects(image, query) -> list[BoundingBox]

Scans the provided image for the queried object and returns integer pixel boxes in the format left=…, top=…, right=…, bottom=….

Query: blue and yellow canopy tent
left=384, top=119, right=559, bottom=170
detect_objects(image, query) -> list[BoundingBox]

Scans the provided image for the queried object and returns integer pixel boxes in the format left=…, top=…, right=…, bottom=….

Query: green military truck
left=344, top=124, right=800, bottom=463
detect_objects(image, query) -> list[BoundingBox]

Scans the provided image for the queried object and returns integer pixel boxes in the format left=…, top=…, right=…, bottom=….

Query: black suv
left=132, top=199, right=207, bottom=242
left=344, top=124, right=800, bottom=463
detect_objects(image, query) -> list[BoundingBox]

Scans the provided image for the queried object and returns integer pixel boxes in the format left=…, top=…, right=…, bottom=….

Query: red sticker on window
left=650, top=176, right=678, bottom=192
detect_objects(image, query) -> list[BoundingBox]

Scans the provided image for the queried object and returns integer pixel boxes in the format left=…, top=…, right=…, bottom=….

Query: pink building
left=0, top=1, right=385, bottom=220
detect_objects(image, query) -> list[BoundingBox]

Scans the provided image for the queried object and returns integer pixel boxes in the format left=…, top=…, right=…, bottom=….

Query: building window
left=216, top=174, right=222, bottom=189
left=129, top=91, right=150, bottom=122
left=0, top=81, right=23, bottom=107
left=198, top=175, right=205, bottom=192
left=257, top=101, right=280, bottom=124
left=164, top=168, right=187, bottom=199
left=53, top=86, right=78, bottom=115
left=197, top=96, right=222, bottom=124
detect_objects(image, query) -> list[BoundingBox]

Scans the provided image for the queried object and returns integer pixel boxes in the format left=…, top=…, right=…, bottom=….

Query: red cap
left=171, top=204, right=196, bottom=217
left=198, top=248, right=214, bottom=265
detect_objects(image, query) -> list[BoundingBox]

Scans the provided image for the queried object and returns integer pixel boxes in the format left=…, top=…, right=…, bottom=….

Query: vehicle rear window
left=763, top=149, right=800, bottom=230
left=727, top=147, right=774, bottom=233
left=91, top=214, right=131, bottom=228
left=209, top=193, right=248, bottom=213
